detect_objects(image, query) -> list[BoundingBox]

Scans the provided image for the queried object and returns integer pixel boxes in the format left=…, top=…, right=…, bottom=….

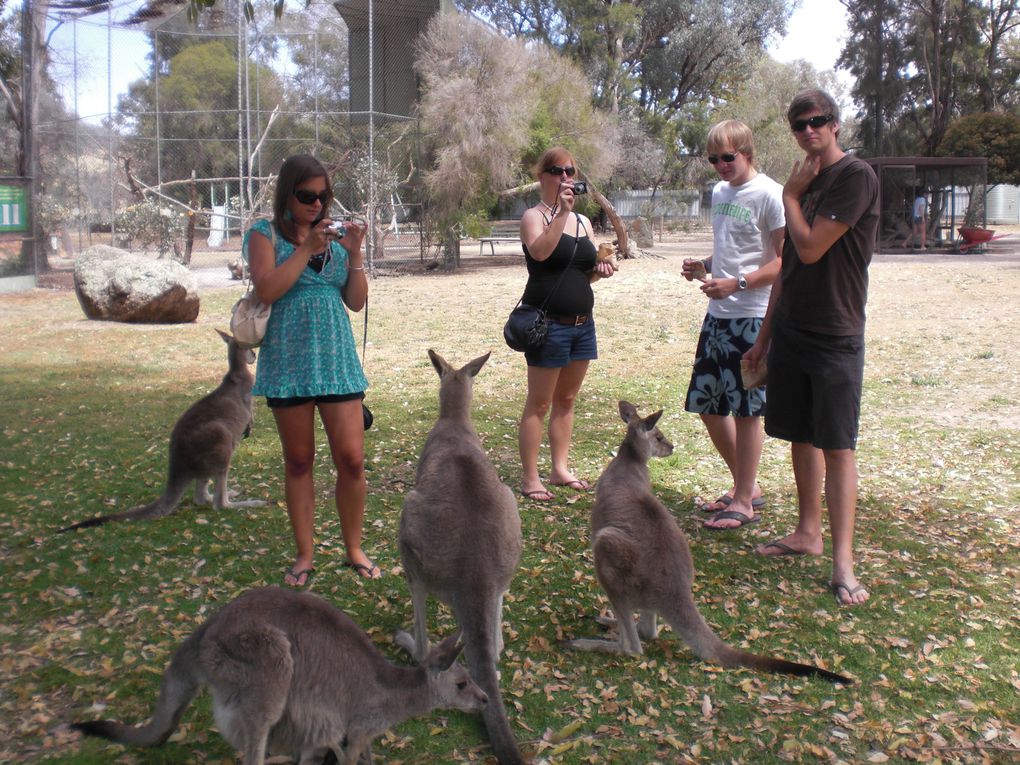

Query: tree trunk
left=587, top=182, right=631, bottom=259
left=23, top=0, right=51, bottom=274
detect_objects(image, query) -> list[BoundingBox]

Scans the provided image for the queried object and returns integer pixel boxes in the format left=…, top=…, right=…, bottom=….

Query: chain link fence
left=34, top=2, right=439, bottom=278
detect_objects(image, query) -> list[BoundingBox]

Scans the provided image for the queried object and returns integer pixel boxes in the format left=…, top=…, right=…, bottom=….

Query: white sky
left=47, top=0, right=850, bottom=125
left=768, top=0, right=849, bottom=73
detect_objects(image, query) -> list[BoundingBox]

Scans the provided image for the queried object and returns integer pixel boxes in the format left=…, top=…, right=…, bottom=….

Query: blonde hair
left=706, top=120, right=755, bottom=163
left=531, top=146, right=577, bottom=180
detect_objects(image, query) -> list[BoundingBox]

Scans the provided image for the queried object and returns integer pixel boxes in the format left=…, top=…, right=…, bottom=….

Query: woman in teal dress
left=244, top=154, right=380, bottom=585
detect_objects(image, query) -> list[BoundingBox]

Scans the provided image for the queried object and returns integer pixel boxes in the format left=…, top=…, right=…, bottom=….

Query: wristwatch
left=737, top=276, right=748, bottom=290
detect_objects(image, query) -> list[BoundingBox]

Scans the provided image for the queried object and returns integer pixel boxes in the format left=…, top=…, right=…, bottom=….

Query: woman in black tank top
left=516, top=147, right=616, bottom=503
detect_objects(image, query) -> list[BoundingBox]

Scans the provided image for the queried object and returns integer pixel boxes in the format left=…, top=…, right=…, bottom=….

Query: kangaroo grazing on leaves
left=567, top=401, right=852, bottom=684
left=396, top=349, right=526, bottom=765
left=59, top=329, right=264, bottom=532
left=70, top=586, right=487, bottom=765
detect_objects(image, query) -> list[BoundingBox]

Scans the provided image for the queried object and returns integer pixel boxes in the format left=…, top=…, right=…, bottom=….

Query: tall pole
left=367, top=0, right=375, bottom=272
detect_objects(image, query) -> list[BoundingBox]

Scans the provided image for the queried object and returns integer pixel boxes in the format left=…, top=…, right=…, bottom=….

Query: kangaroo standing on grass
left=567, top=401, right=851, bottom=684
left=396, top=349, right=526, bottom=765
left=70, top=586, right=487, bottom=765
left=59, top=329, right=264, bottom=532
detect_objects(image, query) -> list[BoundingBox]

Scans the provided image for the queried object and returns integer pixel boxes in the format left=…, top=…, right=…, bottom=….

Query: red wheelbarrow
left=957, top=226, right=1010, bottom=252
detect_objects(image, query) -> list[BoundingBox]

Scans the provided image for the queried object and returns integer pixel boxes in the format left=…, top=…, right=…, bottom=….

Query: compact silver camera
left=325, top=221, right=347, bottom=237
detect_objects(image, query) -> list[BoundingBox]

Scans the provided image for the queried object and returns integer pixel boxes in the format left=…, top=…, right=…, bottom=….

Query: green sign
left=0, top=185, right=27, bottom=233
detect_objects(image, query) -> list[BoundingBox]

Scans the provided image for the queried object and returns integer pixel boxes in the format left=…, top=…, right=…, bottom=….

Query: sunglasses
left=545, top=165, right=576, bottom=177
left=707, top=153, right=738, bottom=164
left=791, top=114, right=835, bottom=133
left=293, top=189, right=331, bottom=205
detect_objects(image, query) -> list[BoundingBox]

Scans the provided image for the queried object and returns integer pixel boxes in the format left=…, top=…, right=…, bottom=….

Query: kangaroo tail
left=454, top=594, right=526, bottom=765
left=58, top=477, right=189, bottom=533
left=666, top=601, right=852, bottom=685
left=71, top=634, right=203, bottom=747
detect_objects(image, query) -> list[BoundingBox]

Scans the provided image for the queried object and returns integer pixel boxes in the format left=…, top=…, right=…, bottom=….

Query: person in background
left=517, top=146, right=616, bottom=502
left=682, top=119, right=785, bottom=530
left=908, top=190, right=928, bottom=249
left=244, top=153, right=380, bottom=585
left=744, top=89, right=879, bottom=606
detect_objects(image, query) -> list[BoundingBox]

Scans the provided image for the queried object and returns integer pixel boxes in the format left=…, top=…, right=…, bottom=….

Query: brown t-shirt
left=775, top=155, right=879, bottom=336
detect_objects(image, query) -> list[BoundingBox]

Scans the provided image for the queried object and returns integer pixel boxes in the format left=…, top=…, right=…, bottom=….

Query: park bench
left=478, top=221, right=520, bottom=255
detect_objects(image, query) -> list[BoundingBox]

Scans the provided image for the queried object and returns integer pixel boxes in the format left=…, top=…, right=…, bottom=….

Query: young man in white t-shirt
left=682, top=120, right=785, bottom=530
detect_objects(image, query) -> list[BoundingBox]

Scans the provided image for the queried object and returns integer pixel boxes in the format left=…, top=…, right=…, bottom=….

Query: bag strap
left=518, top=215, right=582, bottom=312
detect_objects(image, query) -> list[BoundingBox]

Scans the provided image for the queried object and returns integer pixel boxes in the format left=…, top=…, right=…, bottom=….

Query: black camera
left=572, top=181, right=588, bottom=195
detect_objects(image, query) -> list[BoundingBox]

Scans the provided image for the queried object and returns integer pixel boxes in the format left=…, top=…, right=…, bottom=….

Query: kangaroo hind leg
left=203, top=625, right=294, bottom=765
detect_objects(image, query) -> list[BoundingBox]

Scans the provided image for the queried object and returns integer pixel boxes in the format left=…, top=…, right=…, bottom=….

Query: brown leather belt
left=548, top=313, right=590, bottom=326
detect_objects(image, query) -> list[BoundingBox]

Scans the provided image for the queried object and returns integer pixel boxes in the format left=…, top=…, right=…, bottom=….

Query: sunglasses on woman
left=293, top=189, right=332, bottom=205
left=707, top=153, right=738, bottom=164
left=791, top=114, right=834, bottom=133
left=545, top=165, right=576, bottom=177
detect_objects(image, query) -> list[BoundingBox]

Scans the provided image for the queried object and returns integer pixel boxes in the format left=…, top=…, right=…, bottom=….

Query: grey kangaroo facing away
left=396, top=349, right=526, bottom=765
left=70, top=586, right=487, bottom=765
left=59, top=329, right=265, bottom=532
left=566, top=401, right=852, bottom=685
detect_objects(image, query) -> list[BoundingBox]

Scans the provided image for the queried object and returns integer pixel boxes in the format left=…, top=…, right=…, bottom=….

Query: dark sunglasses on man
left=791, top=114, right=835, bottom=133
left=707, top=153, right=738, bottom=164
left=294, top=189, right=332, bottom=205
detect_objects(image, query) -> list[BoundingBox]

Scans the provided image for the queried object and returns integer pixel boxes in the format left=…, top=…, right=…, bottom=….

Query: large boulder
left=74, top=245, right=200, bottom=323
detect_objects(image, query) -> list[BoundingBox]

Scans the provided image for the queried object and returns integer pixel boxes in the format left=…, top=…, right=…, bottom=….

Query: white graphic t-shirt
left=708, top=173, right=785, bottom=319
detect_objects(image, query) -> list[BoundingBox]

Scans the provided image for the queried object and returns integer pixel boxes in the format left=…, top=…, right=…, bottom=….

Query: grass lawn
left=1, top=235, right=1018, bottom=764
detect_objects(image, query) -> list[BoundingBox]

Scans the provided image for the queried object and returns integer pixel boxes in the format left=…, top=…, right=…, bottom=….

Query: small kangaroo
left=70, top=586, right=487, bottom=765
left=567, top=401, right=852, bottom=684
left=59, top=329, right=264, bottom=532
left=396, top=349, right=525, bottom=765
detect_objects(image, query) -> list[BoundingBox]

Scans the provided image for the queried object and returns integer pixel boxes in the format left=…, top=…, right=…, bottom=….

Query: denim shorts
left=524, top=318, right=598, bottom=368
left=765, top=323, right=864, bottom=450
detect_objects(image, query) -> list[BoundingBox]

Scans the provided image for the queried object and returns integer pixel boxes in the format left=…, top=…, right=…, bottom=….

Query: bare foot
left=284, top=558, right=315, bottom=586
left=521, top=477, right=554, bottom=501
left=829, top=578, right=870, bottom=606
left=703, top=501, right=760, bottom=530
left=548, top=472, right=590, bottom=490
left=755, top=533, right=823, bottom=557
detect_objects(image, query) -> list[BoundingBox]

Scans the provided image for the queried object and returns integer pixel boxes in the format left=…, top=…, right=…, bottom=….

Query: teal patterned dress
left=242, top=219, right=368, bottom=398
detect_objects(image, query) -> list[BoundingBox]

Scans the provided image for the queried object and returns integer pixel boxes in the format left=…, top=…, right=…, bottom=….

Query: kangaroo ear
left=462, top=351, right=491, bottom=378
left=618, top=400, right=638, bottom=423
left=426, top=631, right=464, bottom=671
left=216, top=328, right=232, bottom=344
left=427, top=349, right=450, bottom=377
left=643, top=409, right=664, bottom=430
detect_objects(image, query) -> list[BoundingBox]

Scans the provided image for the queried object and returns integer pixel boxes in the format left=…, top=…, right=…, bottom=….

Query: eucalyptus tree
left=839, top=0, right=1019, bottom=156
left=457, top=0, right=788, bottom=139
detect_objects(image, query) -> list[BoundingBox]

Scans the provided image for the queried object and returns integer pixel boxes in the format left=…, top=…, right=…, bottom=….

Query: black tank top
left=521, top=215, right=597, bottom=316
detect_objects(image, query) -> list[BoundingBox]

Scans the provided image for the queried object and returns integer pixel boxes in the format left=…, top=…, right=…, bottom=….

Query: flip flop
left=284, top=567, right=315, bottom=587
left=521, top=489, right=555, bottom=502
left=703, top=509, right=761, bottom=530
left=699, top=494, right=767, bottom=513
left=829, top=581, right=869, bottom=606
left=549, top=479, right=591, bottom=491
left=342, top=560, right=383, bottom=580
left=756, top=540, right=806, bottom=557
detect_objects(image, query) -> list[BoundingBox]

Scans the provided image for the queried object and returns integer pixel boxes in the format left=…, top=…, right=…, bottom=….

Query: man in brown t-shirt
left=744, top=88, right=878, bottom=606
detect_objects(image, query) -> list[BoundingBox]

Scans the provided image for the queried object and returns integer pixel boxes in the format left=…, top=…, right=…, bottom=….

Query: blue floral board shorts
left=525, top=319, right=598, bottom=368
left=685, top=315, right=765, bottom=417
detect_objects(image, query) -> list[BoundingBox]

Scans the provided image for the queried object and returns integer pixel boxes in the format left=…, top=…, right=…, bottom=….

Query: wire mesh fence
left=32, top=0, right=440, bottom=277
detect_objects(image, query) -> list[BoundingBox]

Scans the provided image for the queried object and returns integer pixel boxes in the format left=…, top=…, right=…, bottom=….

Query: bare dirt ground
left=24, top=223, right=1020, bottom=436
